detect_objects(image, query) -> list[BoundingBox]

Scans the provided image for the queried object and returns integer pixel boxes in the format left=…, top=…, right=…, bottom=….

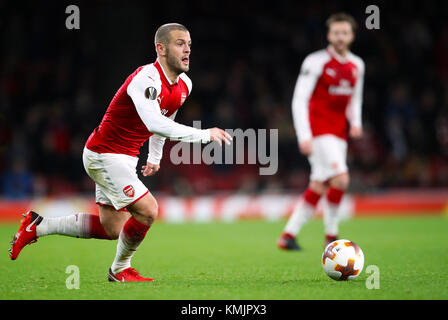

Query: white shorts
left=308, top=134, right=348, bottom=182
left=82, top=147, right=149, bottom=211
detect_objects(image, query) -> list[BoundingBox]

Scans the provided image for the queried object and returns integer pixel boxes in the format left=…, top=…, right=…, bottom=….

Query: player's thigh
left=328, top=172, right=350, bottom=190
left=83, top=147, right=149, bottom=210
left=309, top=135, right=348, bottom=182
left=98, top=205, right=131, bottom=239
left=127, top=191, right=159, bottom=226
left=312, top=135, right=347, bottom=168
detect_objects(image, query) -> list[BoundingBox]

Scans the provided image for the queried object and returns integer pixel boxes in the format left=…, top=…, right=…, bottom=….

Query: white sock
left=284, top=199, right=316, bottom=237
left=110, top=217, right=150, bottom=274
left=323, top=202, right=339, bottom=236
left=36, top=213, right=90, bottom=238
left=110, top=232, right=137, bottom=274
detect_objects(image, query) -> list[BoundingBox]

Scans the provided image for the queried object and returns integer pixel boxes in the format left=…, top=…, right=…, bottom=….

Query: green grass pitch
left=0, top=215, right=447, bottom=300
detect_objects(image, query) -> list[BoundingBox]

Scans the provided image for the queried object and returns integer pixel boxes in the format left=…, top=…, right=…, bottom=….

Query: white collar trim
left=156, top=58, right=179, bottom=85
left=327, top=45, right=350, bottom=64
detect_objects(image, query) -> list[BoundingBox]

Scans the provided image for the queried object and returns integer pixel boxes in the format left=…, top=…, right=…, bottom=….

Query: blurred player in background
left=9, top=23, right=231, bottom=281
left=277, top=13, right=365, bottom=250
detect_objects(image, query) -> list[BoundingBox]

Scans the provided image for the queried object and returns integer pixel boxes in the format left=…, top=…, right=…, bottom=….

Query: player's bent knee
left=128, top=195, right=159, bottom=225
left=145, top=201, right=159, bottom=221
left=136, top=205, right=158, bottom=225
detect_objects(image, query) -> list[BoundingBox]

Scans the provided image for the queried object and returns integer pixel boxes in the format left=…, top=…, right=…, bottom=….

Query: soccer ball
left=322, top=239, right=364, bottom=281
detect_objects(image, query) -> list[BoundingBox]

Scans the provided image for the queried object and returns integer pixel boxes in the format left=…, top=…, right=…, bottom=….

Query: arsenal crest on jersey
left=123, top=185, right=135, bottom=198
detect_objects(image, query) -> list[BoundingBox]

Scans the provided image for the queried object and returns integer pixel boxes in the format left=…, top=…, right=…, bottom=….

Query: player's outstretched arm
left=127, top=67, right=213, bottom=144
left=146, top=110, right=178, bottom=168
left=141, top=127, right=230, bottom=177
left=142, top=109, right=230, bottom=176
left=132, top=95, right=210, bottom=143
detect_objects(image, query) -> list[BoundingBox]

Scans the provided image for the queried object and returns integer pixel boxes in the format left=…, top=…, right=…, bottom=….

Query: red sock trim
left=88, top=214, right=111, bottom=240
left=327, top=187, right=345, bottom=205
left=303, top=188, right=321, bottom=207
left=123, top=216, right=150, bottom=241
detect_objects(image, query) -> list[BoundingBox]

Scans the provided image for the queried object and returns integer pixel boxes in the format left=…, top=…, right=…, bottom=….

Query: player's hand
left=299, top=140, right=312, bottom=155
left=209, top=128, right=232, bottom=146
left=141, top=163, right=160, bottom=177
left=350, top=126, right=363, bottom=139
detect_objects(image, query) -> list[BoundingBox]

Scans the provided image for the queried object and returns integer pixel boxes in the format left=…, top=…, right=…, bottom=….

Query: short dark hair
left=326, top=12, right=358, bottom=33
left=154, top=23, right=189, bottom=47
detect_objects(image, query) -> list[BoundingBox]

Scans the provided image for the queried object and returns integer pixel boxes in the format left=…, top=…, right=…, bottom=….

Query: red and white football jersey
left=85, top=59, right=210, bottom=164
left=292, top=46, right=365, bottom=142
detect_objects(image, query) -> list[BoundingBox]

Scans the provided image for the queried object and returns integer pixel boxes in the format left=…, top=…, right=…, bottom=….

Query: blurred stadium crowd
left=1, top=0, right=447, bottom=198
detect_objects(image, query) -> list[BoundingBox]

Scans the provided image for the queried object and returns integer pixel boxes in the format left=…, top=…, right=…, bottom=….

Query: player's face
left=166, top=30, right=191, bottom=74
left=327, top=21, right=354, bottom=54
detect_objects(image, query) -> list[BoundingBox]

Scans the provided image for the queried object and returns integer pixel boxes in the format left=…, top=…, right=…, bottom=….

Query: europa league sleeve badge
left=145, top=87, right=157, bottom=100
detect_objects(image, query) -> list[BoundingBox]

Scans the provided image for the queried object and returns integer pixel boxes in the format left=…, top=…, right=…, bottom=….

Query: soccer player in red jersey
left=277, top=13, right=365, bottom=250
left=10, top=23, right=231, bottom=281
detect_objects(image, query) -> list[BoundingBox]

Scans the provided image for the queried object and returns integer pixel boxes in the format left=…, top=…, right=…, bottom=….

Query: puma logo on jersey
left=326, top=68, right=337, bottom=78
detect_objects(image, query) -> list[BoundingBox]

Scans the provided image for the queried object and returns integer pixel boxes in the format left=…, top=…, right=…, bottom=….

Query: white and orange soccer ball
left=321, top=239, right=364, bottom=281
